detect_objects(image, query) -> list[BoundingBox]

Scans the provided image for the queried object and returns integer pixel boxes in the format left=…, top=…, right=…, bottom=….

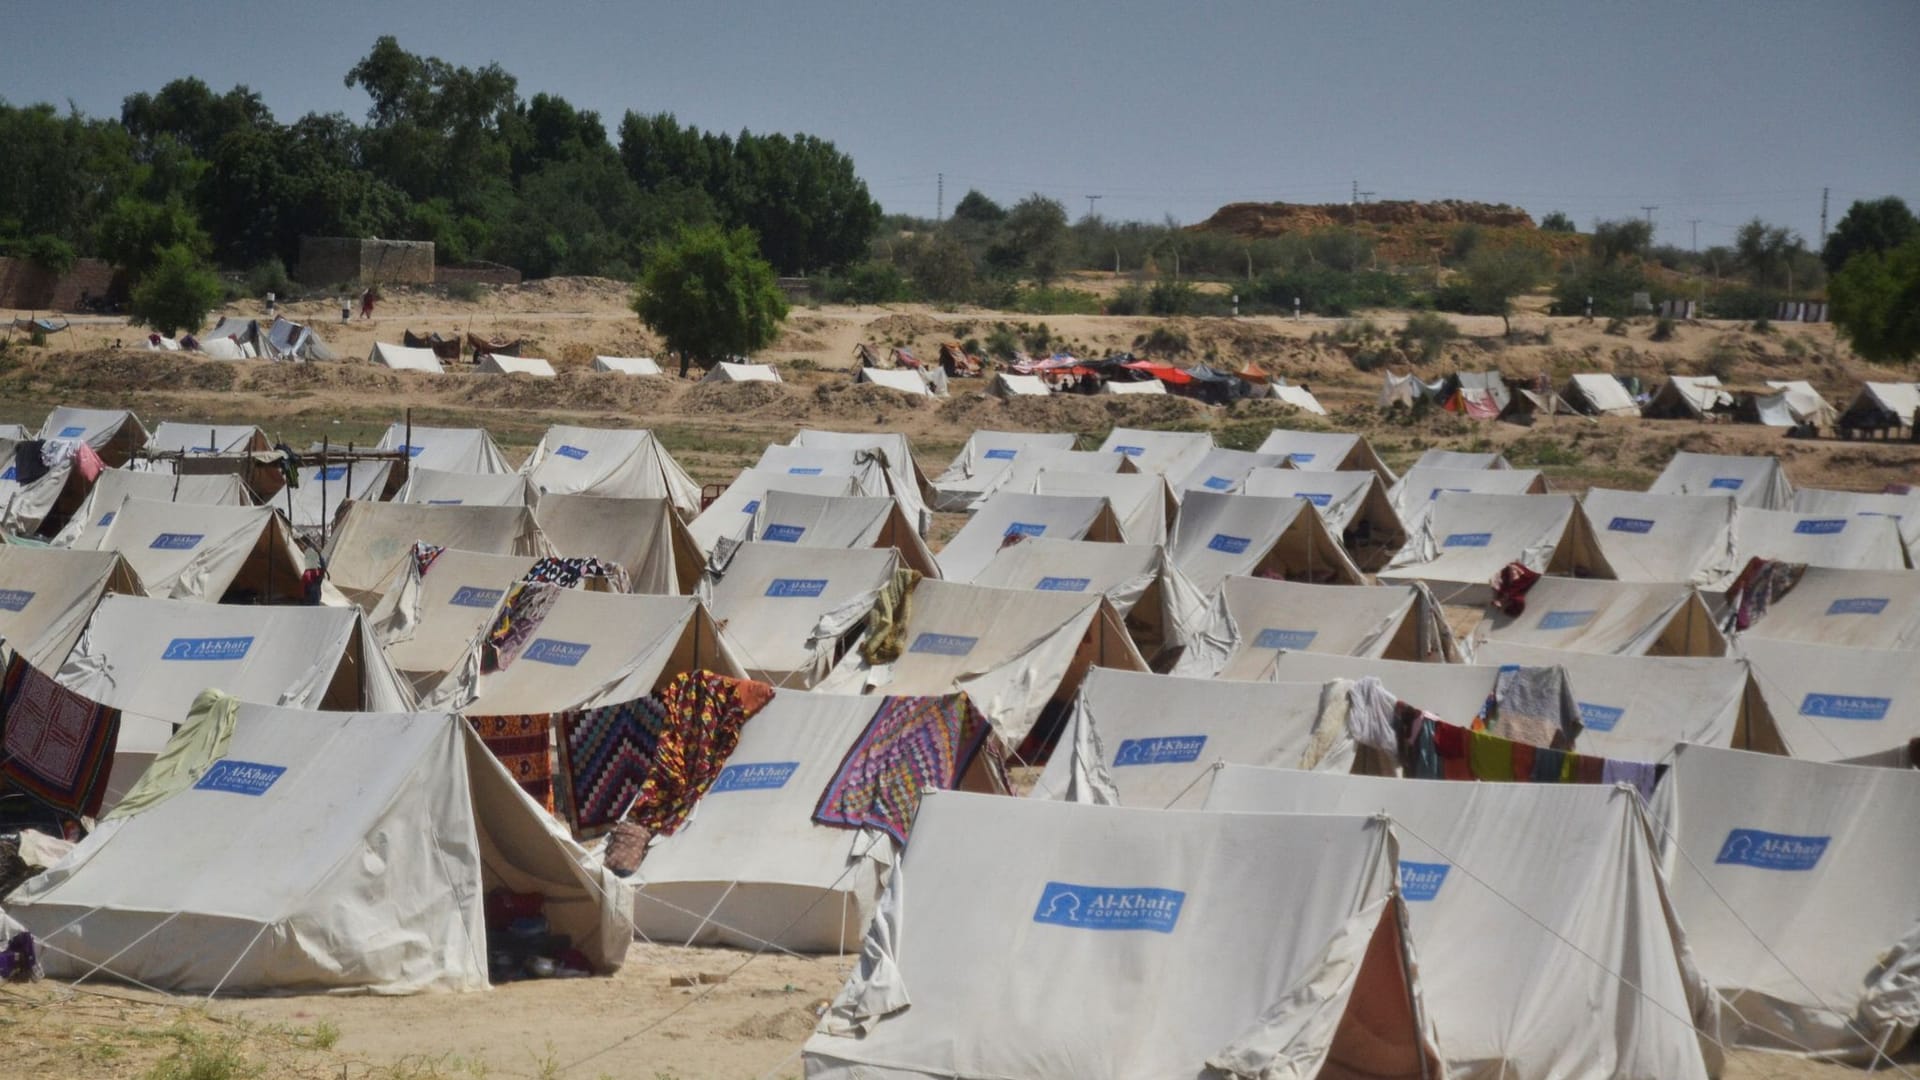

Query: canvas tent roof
left=1732, top=507, right=1907, bottom=572
left=1840, top=381, right=1920, bottom=429
left=748, top=491, right=940, bottom=579
left=1410, top=449, right=1509, bottom=471
left=1737, top=637, right=1920, bottom=761
left=1170, top=490, right=1365, bottom=594
left=1243, top=467, right=1407, bottom=571
left=1173, top=447, right=1294, bottom=497
left=397, top=466, right=535, bottom=507
left=804, top=791, right=1438, bottom=1080
left=8, top=700, right=629, bottom=993
left=988, top=372, right=1050, bottom=397
left=1477, top=577, right=1727, bottom=657
left=1389, top=467, right=1548, bottom=534
left=1736, top=566, right=1920, bottom=650
left=377, top=423, right=512, bottom=474
left=1100, top=377, right=1166, bottom=394
left=95, top=498, right=304, bottom=603
left=1174, top=576, right=1457, bottom=679
left=368, top=341, right=444, bottom=373
left=536, top=493, right=704, bottom=595
left=701, top=542, right=898, bottom=688
left=702, top=361, right=781, bottom=382
left=1033, top=668, right=1335, bottom=806
left=1652, top=743, right=1920, bottom=1061
left=1256, top=429, right=1397, bottom=484
left=144, top=422, right=268, bottom=456
left=1648, top=451, right=1792, bottom=509
left=1763, top=380, right=1836, bottom=427
left=0, top=437, right=79, bottom=534
left=854, top=366, right=934, bottom=396
left=368, top=549, right=540, bottom=699
left=686, top=467, right=860, bottom=556
left=1269, top=383, right=1327, bottom=415
left=788, top=430, right=934, bottom=535
left=1095, top=427, right=1215, bottom=480
left=475, top=354, right=556, bottom=377
left=1563, top=373, right=1641, bottom=416
left=1031, top=468, right=1174, bottom=545
left=969, top=539, right=1208, bottom=660
left=1645, top=375, right=1734, bottom=419
left=0, top=423, right=28, bottom=441
left=936, top=491, right=1122, bottom=583
left=1379, top=493, right=1614, bottom=606
left=324, top=502, right=551, bottom=609
left=1265, top=652, right=1510, bottom=727
left=930, top=430, right=1076, bottom=512
left=264, top=316, right=336, bottom=361
left=1205, top=767, right=1717, bottom=1080
left=55, top=468, right=252, bottom=551
left=1580, top=488, right=1740, bottom=586
left=282, top=460, right=392, bottom=539
left=520, top=426, right=701, bottom=517
left=39, top=406, right=148, bottom=463
left=1791, top=487, right=1920, bottom=560
left=820, top=578, right=1146, bottom=745
left=0, top=546, right=142, bottom=670
left=1475, top=642, right=1771, bottom=761
left=591, top=355, right=662, bottom=375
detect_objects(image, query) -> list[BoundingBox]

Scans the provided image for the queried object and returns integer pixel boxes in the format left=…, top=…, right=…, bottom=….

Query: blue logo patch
left=318, top=465, right=348, bottom=481
left=1608, top=516, right=1655, bottom=534
left=1005, top=521, right=1047, bottom=538
left=0, top=466, right=13, bottom=481
left=983, top=448, right=1018, bottom=460
left=1442, top=532, right=1492, bottom=548
left=554, top=444, right=590, bottom=460
left=1827, top=597, right=1888, bottom=616
left=1800, top=693, right=1891, bottom=721
left=162, top=636, right=254, bottom=661
left=762, top=524, right=806, bottom=543
left=1715, top=829, right=1829, bottom=872
left=1207, top=533, right=1251, bottom=554
left=523, top=639, right=591, bottom=666
left=1298, top=492, right=1332, bottom=506
left=787, top=467, right=824, bottom=476
left=1033, top=882, right=1185, bottom=933
left=150, top=533, right=204, bottom=551
left=403, top=445, right=426, bottom=458
left=1708, top=477, right=1744, bottom=490
left=710, top=761, right=799, bottom=793
left=1201, top=476, right=1234, bottom=491
left=0, top=589, right=33, bottom=612
left=1036, top=576, right=1091, bottom=592
left=56, top=425, right=86, bottom=438
left=426, top=499, right=464, bottom=505
left=1577, top=702, right=1625, bottom=731
left=766, top=577, right=828, bottom=598
left=1537, top=609, right=1596, bottom=631
left=449, top=586, right=504, bottom=609
left=193, top=759, right=286, bottom=797
left=96, top=512, right=116, bottom=527
left=1112, top=735, right=1207, bottom=766
left=1794, top=518, right=1847, bottom=535
left=1428, top=487, right=1470, bottom=500
left=1288, top=452, right=1315, bottom=463
left=908, top=632, right=977, bottom=656
left=740, top=499, right=760, bottom=515
left=1254, top=628, right=1318, bottom=650
left=1399, top=861, right=1450, bottom=901
left=1111, top=445, right=1145, bottom=457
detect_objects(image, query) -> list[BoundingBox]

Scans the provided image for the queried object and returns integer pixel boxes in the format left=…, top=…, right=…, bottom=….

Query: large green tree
left=1830, top=238, right=1920, bottom=364
left=128, top=244, right=223, bottom=336
left=632, top=225, right=788, bottom=376
left=1823, top=197, right=1918, bottom=274
left=1463, top=248, right=1547, bottom=336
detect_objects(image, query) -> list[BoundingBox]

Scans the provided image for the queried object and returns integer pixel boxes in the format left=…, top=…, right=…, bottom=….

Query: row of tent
left=1386, top=369, right=1854, bottom=431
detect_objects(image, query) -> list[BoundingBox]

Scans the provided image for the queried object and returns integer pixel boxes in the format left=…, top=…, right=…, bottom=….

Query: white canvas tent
left=264, top=316, right=336, bottom=362
left=368, top=342, right=445, bottom=373
left=930, top=430, right=1076, bottom=512
left=1096, top=427, right=1215, bottom=480
left=199, top=318, right=261, bottom=358
left=686, top=466, right=860, bottom=556
left=1732, top=507, right=1907, bottom=571
left=1839, top=381, right=1920, bottom=433
left=1032, top=468, right=1175, bottom=545
left=970, top=539, right=1209, bottom=661
left=1581, top=488, right=1740, bottom=586
left=748, top=491, right=940, bottom=579
left=936, top=491, right=1122, bottom=583
left=1645, top=375, right=1734, bottom=420
left=475, top=354, right=556, bottom=377
left=1738, top=638, right=1920, bottom=761
left=804, top=791, right=1439, bottom=1080
left=787, top=430, right=934, bottom=535
left=0, top=423, right=28, bottom=441
left=39, top=406, right=148, bottom=464
left=377, top=423, right=513, bottom=474
left=1174, top=577, right=1458, bottom=679
left=1170, top=490, right=1365, bottom=594
left=7, top=700, right=630, bottom=993
left=1649, top=451, right=1792, bottom=509
left=144, top=422, right=268, bottom=456
left=1564, top=373, right=1641, bottom=416
left=1269, top=383, right=1327, bottom=415
left=0, top=546, right=142, bottom=670
left=1792, top=487, right=1920, bottom=561
left=1206, top=767, right=1719, bottom=1080
left=1652, top=743, right=1920, bottom=1061
left=1410, top=449, right=1509, bottom=471
left=1379, top=493, right=1614, bottom=606
left=1174, top=447, right=1294, bottom=497
left=95, top=498, right=305, bottom=603
left=1256, top=429, right=1396, bottom=484
left=1389, top=467, right=1547, bottom=535
left=701, top=361, right=781, bottom=383
left=1477, top=577, right=1727, bottom=657
left=369, top=549, right=540, bottom=700
left=591, top=355, right=662, bottom=375
left=1266, top=652, right=1515, bottom=728
left=0, top=439, right=78, bottom=534
left=54, top=468, right=252, bottom=551
left=988, top=372, right=1050, bottom=397
left=536, top=493, right=704, bottom=595
left=1763, top=380, right=1836, bottom=427
left=854, top=366, right=934, bottom=396
left=1099, top=377, right=1166, bottom=394
left=1243, top=467, right=1407, bottom=571
left=283, top=459, right=392, bottom=540
left=701, top=542, right=899, bottom=687
left=1034, top=668, right=1336, bottom=806
left=1736, top=566, right=1920, bottom=650
left=397, top=466, right=535, bottom=507
left=520, top=426, right=701, bottom=517
left=324, top=502, right=552, bottom=609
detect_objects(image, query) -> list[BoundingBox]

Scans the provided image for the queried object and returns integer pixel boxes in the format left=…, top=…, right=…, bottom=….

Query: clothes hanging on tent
left=520, top=556, right=631, bottom=593
left=554, top=697, right=662, bottom=839
left=1724, top=557, right=1805, bottom=631
left=71, top=443, right=103, bottom=484
left=0, top=656, right=120, bottom=820
left=468, top=713, right=553, bottom=810
left=813, top=694, right=998, bottom=845
left=859, top=568, right=921, bottom=665
left=626, top=671, right=775, bottom=836
left=1490, top=561, right=1542, bottom=616
left=1480, top=664, right=1581, bottom=749
left=482, top=582, right=563, bottom=672
left=411, top=541, right=446, bottom=578
left=11, top=442, right=47, bottom=486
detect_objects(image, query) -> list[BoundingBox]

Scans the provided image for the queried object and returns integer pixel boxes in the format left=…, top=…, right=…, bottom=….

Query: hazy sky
left=6, top=1, right=1916, bottom=249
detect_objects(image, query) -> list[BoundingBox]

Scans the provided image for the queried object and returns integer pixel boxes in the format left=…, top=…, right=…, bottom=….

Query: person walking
left=359, top=287, right=378, bottom=320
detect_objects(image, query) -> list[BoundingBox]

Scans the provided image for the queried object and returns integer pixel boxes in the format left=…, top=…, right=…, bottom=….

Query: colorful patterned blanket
left=554, top=697, right=665, bottom=838
left=627, top=671, right=775, bottom=836
left=0, top=655, right=120, bottom=819
left=468, top=714, right=553, bottom=810
left=814, top=694, right=996, bottom=845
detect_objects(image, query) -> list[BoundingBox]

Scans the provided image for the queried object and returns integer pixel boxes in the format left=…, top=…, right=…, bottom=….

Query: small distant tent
left=803, top=792, right=1440, bottom=1080
left=1763, top=380, right=1836, bottom=428
left=39, top=406, right=149, bottom=465
left=1096, top=428, right=1215, bottom=481
left=1256, top=429, right=1397, bottom=485
left=1410, top=449, right=1509, bottom=471
left=1243, top=468, right=1407, bottom=571
left=1837, top=381, right=1920, bottom=436
left=854, top=366, right=934, bottom=397
left=1735, top=566, right=1920, bottom=651
left=1100, top=378, right=1166, bottom=395
left=1581, top=488, right=1740, bottom=586
left=0, top=546, right=142, bottom=670
left=789, top=430, right=934, bottom=536
left=536, top=493, right=705, bottom=595
left=521, top=426, right=701, bottom=517
left=144, top=422, right=269, bottom=457
left=1268, top=383, right=1328, bottom=415
left=397, top=466, right=536, bottom=507
left=264, top=316, right=337, bottom=361
left=1173, top=576, right=1458, bottom=679
left=1378, top=492, right=1614, bottom=606
left=324, top=502, right=552, bottom=609
left=1389, top=466, right=1548, bottom=534
left=1563, top=373, right=1641, bottom=417
left=1644, top=375, right=1734, bottom=419
left=368, top=549, right=541, bottom=699
left=936, top=491, right=1123, bottom=583
left=1476, top=577, right=1727, bottom=657
left=970, top=539, right=1209, bottom=661
left=377, top=423, right=513, bottom=475
left=200, top=318, right=261, bottom=357
left=1652, top=744, right=1920, bottom=1061
left=1739, top=638, right=1920, bottom=760
left=95, top=498, right=305, bottom=603
left=702, top=361, right=781, bottom=383
left=1169, top=490, right=1365, bottom=594
left=1032, top=469, right=1176, bottom=545
left=1174, top=447, right=1294, bottom=497
left=1733, top=507, right=1907, bottom=572
left=931, top=431, right=1077, bottom=512
left=475, top=354, right=556, bottom=377
left=748, top=491, right=941, bottom=579
left=591, top=355, right=662, bottom=376
left=368, top=342, right=445, bottom=374
left=55, top=468, right=252, bottom=551
left=701, top=542, right=900, bottom=687
left=8, top=701, right=629, bottom=993
left=1792, top=487, right=1920, bottom=562
left=686, top=467, right=862, bottom=556
left=988, top=372, right=1050, bottom=398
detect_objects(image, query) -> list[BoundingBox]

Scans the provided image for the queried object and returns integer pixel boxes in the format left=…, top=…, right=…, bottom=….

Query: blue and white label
left=1708, top=477, right=1744, bottom=491
left=553, top=445, right=590, bottom=460
left=1207, top=533, right=1251, bottom=554
left=318, top=465, right=348, bottom=481
left=1537, top=609, right=1596, bottom=631
left=1033, top=882, right=1185, bottom=934
left=787, top=467, right=824, bottom=476
left=1111, top=445, right=1145, bottom=457
left=1005, top=521, right=1047, bottom=539
left=909, top=632, right=977, bottom=656
left=983, top=448, right=1018, bottom=460
left=0, top=466, right=14, bottom=481
left=740, top=499, right=760, bottom=515
left=150, top=533, right=204, bottom=551
left=193, top=759, right=286, bottom=797
left=762, top=524, right=806, bottom=543
left=1399, top=861, right=1451, bottom=901
left=1442, top=532, right=1492, bottom=548
left=1577, top=702, right=1625, bottom=732
left=1201, top=476, right=1234, bottom=491
left=710, top=761, right=799, bottom=793
left=403, top=445, right=426, bottom=458
left=1288, top=452, right=1315, bottom=464
left=426, top=499, right=464, bottom=505
left=1800, top=693, right=1891, bottom=721
left=0, top=589, right=33, bottom=612
left=1795, top=518, right=1847, bottom=535
left=162, top=636, right=254, bottom=661
left=1254, top=628, right=1318, bottom=650
left=523, top=639, right=591, bottom=666
left=1112, top=735, right=1207, bottom=767
left=1715, top=829, right=1829, bottom=872
left=96, top=512, right=116, bottom=528
left=1827, top=597, right=1888, bottom=616
left=766, top=577, right=828, bottom=598
left=56, top=425, right=86, bottom=438
left=1035, top=576, right=1091, bottom=592
left=1428, top=487, right=1470, bottom=500
left=1298, top=492, right=1332, bottom=507
left=1608, top=516, right=1655, bottom=534
left=449, top=586, right=504, bottom=609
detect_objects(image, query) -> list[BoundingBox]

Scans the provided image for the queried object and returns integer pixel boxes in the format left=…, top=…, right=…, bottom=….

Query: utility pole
left=1819, top=186, right=1830, bottom=241
left=936, top=173, right=944, bottom=222
left=1351, top=180, right=1359, bottom=205
left=1084, top=194, right=1102, bottom=220
left=1688, top=219, right=1701, bottom=252
left=1641, top=205, right=1658, bottom=230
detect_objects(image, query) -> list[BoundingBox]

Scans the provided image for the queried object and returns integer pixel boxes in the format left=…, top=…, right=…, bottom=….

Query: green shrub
left=1136, top=325, right=1189, bottom=355
left=1651, top=316, right=1676, bottom=342
left=1147, top=280, right=1199, bottom=316
left=1332, top=317, right=1383, bottom=345
left=1106, top=284, right=1147, bottom=316
left=1704, top=341, right=1739, bottom=381
left=1551, top=262, right=1654, bottom=317
left=246, top=258, right=293, bottom=299
left=819, top=261, right=914, bottom=304
left=1013, top=287, right=1103, bottom=315
left=1397, top=312, right=1458, bottom=363
left=983, top=323, right=1020, bottom=359
left=445, top=281, right=484, bottom=303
